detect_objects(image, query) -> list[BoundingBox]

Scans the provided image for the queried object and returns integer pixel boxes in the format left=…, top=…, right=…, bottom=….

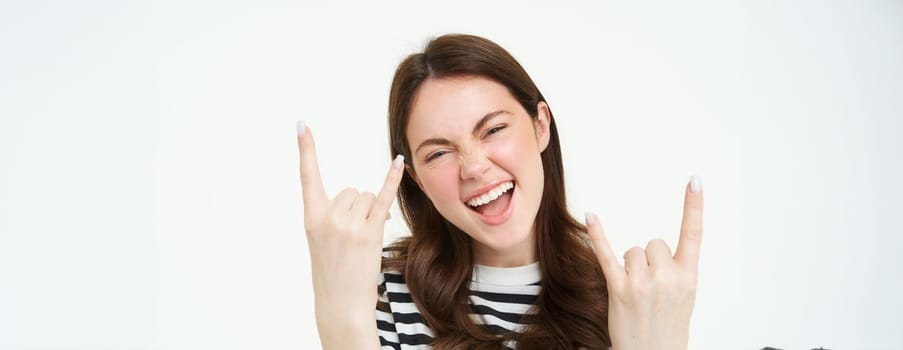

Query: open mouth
left=466, top=181, right=515, bottom=217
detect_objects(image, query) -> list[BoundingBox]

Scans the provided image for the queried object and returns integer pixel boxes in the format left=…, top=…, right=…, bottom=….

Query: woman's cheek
left=489, top=137, right=530, bottom=172
left=422, top=165, right=460, bottom=206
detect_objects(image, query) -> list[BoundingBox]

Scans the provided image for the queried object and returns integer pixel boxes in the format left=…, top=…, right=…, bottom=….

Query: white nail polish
left=296, top=120, right=306, bottom=137
left=690, top=174, right=702, bottom=193
left=584, top=211, right=596, bottom=226
left=392, top=155, right=405, bottom=169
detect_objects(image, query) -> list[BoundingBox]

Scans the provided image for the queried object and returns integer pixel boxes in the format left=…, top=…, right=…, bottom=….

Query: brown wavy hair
left=383, top=34, right=611, bottom=349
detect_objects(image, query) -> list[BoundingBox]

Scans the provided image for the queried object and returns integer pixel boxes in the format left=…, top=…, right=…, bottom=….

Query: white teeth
left=466, top=182, right=514, bottom=207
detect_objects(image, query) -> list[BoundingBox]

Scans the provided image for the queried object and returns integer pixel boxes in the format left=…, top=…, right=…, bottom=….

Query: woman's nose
left=459, top=152, right=490, bottom=180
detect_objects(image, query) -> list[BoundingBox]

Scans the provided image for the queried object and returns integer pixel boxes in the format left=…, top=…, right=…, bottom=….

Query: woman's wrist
left=315, top=309, right=379, bottom=349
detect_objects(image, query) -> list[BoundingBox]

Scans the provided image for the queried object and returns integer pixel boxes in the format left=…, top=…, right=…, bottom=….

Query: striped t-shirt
left=376, top=260, right=541, bottom=349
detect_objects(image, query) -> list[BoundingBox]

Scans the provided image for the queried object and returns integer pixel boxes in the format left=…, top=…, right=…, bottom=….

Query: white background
left=1, top=0, right=901, bottom=349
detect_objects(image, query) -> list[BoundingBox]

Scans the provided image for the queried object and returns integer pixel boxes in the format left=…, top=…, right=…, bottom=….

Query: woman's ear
left=534, top=101, right=552, bottom=152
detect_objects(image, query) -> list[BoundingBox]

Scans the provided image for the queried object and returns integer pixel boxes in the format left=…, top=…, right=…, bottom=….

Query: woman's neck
left=472, top=233, right=537, bottom=267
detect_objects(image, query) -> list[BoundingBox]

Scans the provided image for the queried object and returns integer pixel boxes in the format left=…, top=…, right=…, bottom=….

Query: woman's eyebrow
left=471, top=110, right=507, bottom=136
left=414, top=110, right=509, bottom=154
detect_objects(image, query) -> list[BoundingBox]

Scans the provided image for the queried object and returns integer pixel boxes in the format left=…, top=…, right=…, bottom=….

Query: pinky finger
left=585, top=212, right=624, bottom=285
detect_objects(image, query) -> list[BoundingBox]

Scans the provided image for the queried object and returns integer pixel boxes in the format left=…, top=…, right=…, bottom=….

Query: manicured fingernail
left=296, top=120, right=306, bottom=138
left=690, top=174, right=702, bottom=193
left=392, top=154, right=405, bottom=170
left=584, top=211, right=596, bottom=226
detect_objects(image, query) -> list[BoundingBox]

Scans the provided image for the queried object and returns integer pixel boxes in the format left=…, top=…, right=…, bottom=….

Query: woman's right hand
left=296, top=121, right=404, bottom=348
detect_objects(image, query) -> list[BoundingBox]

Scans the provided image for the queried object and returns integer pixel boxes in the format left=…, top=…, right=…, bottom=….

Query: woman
left=297, top=34, right=703, bottom=349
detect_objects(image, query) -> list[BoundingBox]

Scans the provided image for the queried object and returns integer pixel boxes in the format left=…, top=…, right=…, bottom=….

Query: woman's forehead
left=406, top=76, right=520, bottom=138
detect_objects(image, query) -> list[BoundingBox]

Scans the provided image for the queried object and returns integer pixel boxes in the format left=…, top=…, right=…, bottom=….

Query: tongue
left=476, top=191, right=512, bottom=216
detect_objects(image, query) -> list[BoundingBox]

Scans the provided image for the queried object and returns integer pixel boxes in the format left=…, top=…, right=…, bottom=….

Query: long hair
left=383, top=34, right=611, bottom=349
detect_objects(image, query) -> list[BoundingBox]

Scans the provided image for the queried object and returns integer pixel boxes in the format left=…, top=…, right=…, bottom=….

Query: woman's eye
left=485, top=125, right=506, bottom=137
left=426, top=150, right=447, bottom=162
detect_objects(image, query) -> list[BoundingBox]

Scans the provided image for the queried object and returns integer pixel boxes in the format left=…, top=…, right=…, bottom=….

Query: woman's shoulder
left=378, top=246, right=407, bottom=286
left=381, top=245, right=403, bottom=259
left=377, top=246, right=417, bottom=317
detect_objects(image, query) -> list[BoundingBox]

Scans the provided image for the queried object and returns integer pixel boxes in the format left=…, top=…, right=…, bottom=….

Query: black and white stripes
left=376, top=261, right=542, bottom=349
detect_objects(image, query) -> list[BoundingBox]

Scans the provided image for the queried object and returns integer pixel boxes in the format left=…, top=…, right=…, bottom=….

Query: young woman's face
left=406, top=75, right=550, bottom=267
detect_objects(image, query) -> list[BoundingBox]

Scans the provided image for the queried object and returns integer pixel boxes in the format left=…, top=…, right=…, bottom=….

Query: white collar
left=472, top=261, right=541, bottom=286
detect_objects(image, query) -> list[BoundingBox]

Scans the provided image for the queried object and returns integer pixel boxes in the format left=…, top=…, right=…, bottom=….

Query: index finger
left=674, top=175, right=704, bottom=268
left=585, top=212, right=625, bottom=287
left=297, top=121, right=328, bottom=207
left=368, top=154, right=405, bottom=221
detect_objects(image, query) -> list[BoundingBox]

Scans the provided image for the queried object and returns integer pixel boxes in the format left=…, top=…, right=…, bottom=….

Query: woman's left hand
left=586, top=176, right=704, bottom=350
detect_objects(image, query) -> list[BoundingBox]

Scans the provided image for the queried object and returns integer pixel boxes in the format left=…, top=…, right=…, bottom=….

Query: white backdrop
left=1, top=1, right=901, bottom=349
